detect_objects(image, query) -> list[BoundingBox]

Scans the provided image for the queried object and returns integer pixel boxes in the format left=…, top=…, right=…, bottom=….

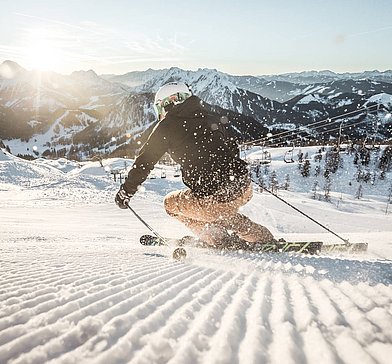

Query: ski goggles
left=154, top=92, right=192, bottom=120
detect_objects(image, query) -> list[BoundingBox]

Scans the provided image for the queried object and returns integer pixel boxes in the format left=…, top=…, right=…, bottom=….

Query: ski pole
left=126, top=204, right=167, bottom=242
left=259, top=185, right=350, bottom=244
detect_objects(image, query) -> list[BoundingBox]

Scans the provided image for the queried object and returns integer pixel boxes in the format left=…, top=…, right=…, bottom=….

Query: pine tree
left=386, top=183, right=392, bottom=214
left=323, top=176, right=332, bottom=202
left=297, top=150, right=304, bottom=163
left=269, top=170, right=279, bottom=194
left=311, top=181, right=319, bottom=200
left=355, top=184, right=363, bottom=199
left=354, top=151, right=359, bottom=165
left=314, top=149, right=323, bottom=162
left=301, top=160, right=311, bottom=177
left=379, top=146, right=392, bottom=172
left=325, top=147, right=340, bottom=173
left=258, top=174, right=267, bottom=192
left=283, top=174, right=290, bottom=190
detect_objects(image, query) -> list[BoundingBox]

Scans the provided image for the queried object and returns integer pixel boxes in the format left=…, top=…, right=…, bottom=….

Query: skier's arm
left=122, top=124, right=169, bottom=196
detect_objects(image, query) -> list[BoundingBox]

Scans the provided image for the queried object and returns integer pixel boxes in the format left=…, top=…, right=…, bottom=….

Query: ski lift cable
left=241, top=104, right=379, bottom=147
left=280, top=120, right=378, bottom=147
left=249, top=106, right=381, bottom=150
left=251, top=104, right=380, bottom=148
left=285, top=103, right=387, bottom=147
left=244, top=103, right=380, bottom=146
left=264, top=116, right=375, bottom=149
left=250, top=119, right=364, bottom=151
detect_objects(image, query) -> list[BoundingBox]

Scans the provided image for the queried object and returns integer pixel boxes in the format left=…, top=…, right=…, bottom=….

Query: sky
left=0, top=0, right=391, bottom=76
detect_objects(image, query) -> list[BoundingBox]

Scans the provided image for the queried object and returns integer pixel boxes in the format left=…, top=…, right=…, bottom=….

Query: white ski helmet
left=154, top=82, right=192, bottom=120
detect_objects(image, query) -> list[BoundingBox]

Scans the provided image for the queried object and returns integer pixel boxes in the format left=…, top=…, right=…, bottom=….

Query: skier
left=115, top=82, right=275, bottom=247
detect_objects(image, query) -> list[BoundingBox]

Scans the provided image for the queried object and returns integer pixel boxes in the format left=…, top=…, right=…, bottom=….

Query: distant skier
left=115, top=82, right=274, bottom=247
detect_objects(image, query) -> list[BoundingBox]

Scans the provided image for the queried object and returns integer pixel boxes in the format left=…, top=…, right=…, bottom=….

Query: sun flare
left=23, top=33, right=62, bottom=71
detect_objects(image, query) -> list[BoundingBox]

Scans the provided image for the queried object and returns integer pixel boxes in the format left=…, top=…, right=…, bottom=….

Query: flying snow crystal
left=137, top=141, right=141, bottom=145
left=111, top=137, right=116, bottom=142
left=220, top=116, right=229, bottom=124
left=138, top=186, right=146, bottom=193
left=385, top=113, right=392, bottom=120
left=267, top=133, right=273, bottom=138
left=32, top=146, right=38, bottom=151
left=229, top=175, right=235, bottom=181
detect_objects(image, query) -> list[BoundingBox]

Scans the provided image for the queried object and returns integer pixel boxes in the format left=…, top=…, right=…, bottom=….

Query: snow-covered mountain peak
left=261, top=69, right=392, bottom=85
left=0, top=60, right=27, bottom=79
left=70, top=69, right=102, bottom=82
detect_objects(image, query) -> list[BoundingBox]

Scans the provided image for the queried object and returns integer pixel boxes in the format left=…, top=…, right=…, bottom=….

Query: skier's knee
left=164, top=192, right=180, bottom=216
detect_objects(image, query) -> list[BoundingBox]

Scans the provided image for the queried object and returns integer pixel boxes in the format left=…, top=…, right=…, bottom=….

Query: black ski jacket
left=123, top=96, right=249, bottom=202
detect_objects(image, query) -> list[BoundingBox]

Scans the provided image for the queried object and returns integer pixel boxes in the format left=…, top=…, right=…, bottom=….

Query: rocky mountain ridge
left=0, top=60, right=391, bottom=160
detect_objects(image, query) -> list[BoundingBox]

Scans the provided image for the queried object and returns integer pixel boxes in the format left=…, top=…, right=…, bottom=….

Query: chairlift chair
left=173, top=165, right=181, bottom=177
left=284, top=143, right=295, bottom=163
left=260, top=150, right=272, bottom=165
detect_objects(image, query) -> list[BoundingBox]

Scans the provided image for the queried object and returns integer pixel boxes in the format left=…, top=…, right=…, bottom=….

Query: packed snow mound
left=0, top=153, right=65, bottom=186
left=0, top=151, right=116, bottom=198
left=34, top=157, right=81, bottom=173
left=67, top=158, right=135, bottom=177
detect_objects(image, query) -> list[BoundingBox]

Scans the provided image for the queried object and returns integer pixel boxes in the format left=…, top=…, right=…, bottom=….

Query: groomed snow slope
left=0, top=149, right=391, bottom=363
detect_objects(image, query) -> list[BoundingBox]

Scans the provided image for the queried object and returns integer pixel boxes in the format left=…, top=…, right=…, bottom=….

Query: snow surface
left=0, top=148, right=391, bottom=363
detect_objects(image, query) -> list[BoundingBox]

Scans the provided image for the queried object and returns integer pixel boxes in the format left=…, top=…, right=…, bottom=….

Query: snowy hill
left=0, top=146, right=391, bottom=363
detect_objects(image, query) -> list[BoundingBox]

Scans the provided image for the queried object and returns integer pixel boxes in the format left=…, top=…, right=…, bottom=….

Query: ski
left=321, top=242, right=368, bottom=253
left=140, top=235, right=323, bottom=255
left=140, top=234, right=368, bottom=255
left=266, top=241, right=323, bottom=254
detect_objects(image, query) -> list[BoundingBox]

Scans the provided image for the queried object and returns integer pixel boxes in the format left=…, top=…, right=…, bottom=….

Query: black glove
left=115, top=185, right=133, bottom=209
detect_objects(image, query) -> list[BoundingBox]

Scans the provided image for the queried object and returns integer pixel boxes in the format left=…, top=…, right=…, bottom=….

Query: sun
left=23, top=33, right=63, bottom=71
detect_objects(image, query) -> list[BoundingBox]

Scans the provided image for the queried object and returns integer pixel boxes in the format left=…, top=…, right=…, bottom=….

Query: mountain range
left=0, top=60, right=391, bottom=160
